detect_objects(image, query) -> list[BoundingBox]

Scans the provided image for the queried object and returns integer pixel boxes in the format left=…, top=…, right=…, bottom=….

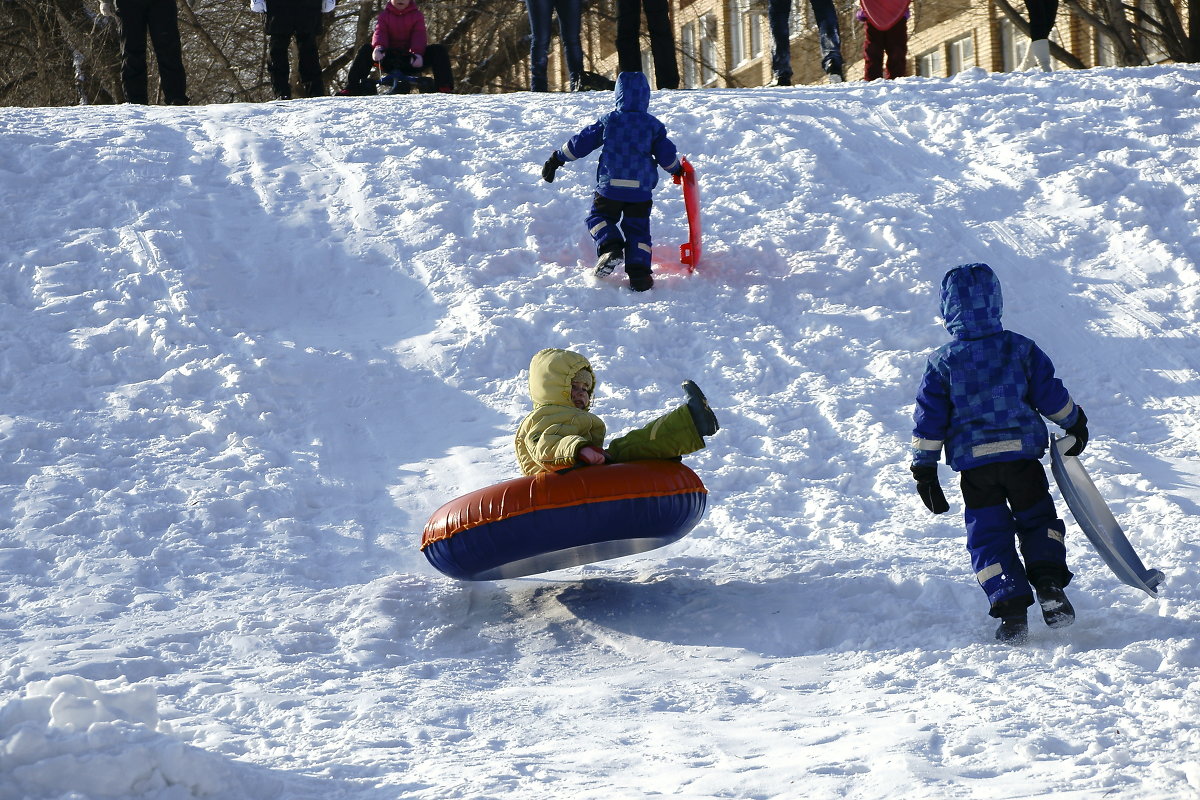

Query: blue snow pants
left=960, top=459, right=1072, bottom=618
left=587, top=193, right=653, bottom=281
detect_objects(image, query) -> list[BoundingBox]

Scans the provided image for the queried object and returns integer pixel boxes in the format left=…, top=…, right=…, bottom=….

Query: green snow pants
left=606, top=404, right=705, bottom=462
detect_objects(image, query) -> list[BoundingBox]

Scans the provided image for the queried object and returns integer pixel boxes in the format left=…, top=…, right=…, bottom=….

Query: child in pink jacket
left=858, top=0, right=910, bottom=80
left=338, top=0, right=454, bottom=94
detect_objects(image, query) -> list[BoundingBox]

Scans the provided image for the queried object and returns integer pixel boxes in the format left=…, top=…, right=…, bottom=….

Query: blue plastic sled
left=1050, top=435, right=1165, bottom=597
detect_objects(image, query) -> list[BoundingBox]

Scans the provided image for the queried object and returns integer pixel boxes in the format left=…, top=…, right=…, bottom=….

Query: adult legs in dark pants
left=115, top=0, right=189, bottom=104
left=1024, top=0, right=1058, bottom=40
left=615, top=0, right=679, bottom=89
left=266, top=2, right=324, bottom=99
left=767, top=0, right=843, bottom=83
left=526, top=0, right=584, bottom=91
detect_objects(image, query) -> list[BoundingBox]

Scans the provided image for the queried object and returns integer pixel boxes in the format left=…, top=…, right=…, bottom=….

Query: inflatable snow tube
left=421, top=460, right=707, bottom=581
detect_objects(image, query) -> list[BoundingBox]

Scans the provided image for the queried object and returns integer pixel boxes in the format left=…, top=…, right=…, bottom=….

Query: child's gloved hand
left=542, top=153, right=564, bottom=183
left=578, top=446, right=607, bottom=465
left=409, top=52, right=423, bottom=69
left=1063, top=407, right=1088, bottom=457
left=911, top=464, right=950, bottom=514
left=372, top=46, right=386, bottom=63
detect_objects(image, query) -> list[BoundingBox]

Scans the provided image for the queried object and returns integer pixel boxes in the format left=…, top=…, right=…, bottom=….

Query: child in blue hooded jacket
left=540, top=71, right=683, bottom=292
left=911, top=263, right=1090, bottom=644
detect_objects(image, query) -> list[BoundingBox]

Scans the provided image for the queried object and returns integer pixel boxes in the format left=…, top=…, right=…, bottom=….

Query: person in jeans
left=767, top=0, right=844, bottom=84
left=614, top=0, right=679, bottom=90
left=525, top=0, right=585, bottom=91
left=98, top=0, right=189, bottom=104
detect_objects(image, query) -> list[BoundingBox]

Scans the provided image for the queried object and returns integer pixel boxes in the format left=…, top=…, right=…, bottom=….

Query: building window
left=728, top=0, right=745, bottom=65
left=999, top=17, right=1028, bottom=71
left=1095, top=30, right=1119, bottom=66
left=1138, top=0, right=1169, bottom=62
left=948, top=34, right=975, bottom=73
left=749, top=6, right=764, bottom=58
left=917, top=47, right=944, bottom=77
left=681, top=22, right=698, bottom=88
left=701, top=13, right=719, bottom=84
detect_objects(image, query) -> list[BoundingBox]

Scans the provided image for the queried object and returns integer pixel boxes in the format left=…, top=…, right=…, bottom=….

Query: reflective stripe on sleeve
left=1047, top=399, right=1075, bottom=422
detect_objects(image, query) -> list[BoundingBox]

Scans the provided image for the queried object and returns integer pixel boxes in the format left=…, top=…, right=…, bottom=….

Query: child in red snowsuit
left=858, top=0, right=910, bottom=80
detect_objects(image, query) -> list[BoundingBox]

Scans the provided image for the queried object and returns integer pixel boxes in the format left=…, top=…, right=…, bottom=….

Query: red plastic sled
left=673, top=157, right=702, bottom=272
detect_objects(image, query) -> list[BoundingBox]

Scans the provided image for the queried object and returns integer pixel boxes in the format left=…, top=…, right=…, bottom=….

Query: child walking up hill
left=910, top=263, right=1090, bottom=644
left=540, top=72, right=683, bottom=292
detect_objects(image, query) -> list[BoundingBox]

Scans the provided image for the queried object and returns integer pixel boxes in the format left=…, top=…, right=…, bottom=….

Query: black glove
left=541, top=153, right=564, bottom=183
left=911, top=464, right=950, bottom=514
left=1063, top=406, right=1088, bottom=457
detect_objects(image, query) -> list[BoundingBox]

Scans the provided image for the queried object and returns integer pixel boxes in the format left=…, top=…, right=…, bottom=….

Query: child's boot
left=594, top=243, right=624, bottom=277
left=682, top=380, right=719, bottom=437
left=995, top=612, right=1029, bottom=644
left=1034, top=580, right=1075, bottom=628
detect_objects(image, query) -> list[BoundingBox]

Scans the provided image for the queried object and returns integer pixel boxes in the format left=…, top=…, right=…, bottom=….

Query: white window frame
left=948, top=33, right=975, bottom=73
left=917, top=47, right=944, bottom=77
left=700, top=13, right=719, bottom=84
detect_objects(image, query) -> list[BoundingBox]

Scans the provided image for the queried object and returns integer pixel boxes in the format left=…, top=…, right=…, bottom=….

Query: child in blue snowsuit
left=910, top=263, right=1090, bottom=643
left=540, top=71, right=683, bottom=292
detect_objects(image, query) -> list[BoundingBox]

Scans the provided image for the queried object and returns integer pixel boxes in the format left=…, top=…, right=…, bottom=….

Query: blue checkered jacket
left=554, top=72, right=681, bottom=203
left=911, top=263, right=1082, bottom=472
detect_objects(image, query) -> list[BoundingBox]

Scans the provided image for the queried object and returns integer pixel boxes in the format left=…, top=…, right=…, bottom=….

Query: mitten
left=1063, top=406, right=1088, bottom=457
left=372, top=46, right=386, bottom=63
left=99, top=0, right=116, bottom=16
left=410, top=52, right=423, bottom=69
left=911, top=464, right=950, bottom=514
left=541, top=152, right=565, bottom=183
left=578, top=445, right=607, bottom=465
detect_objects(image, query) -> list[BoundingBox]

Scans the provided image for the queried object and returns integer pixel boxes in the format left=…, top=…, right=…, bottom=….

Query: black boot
left=995, top=613, right=1029, bottom=644
left=1034, top=581, right=1076, bottom=628
left=594, top=244, right=624, bottom=277
left=682, top=380, right=719, bottom=437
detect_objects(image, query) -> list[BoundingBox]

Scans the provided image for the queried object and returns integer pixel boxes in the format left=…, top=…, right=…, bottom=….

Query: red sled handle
left=672, top=157, right=695, bottom=186
left=674, top=157, right=701, bottom=271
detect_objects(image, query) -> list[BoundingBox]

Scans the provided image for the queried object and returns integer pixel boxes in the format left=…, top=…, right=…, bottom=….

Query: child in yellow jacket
left=514, top=348, right=719, bottom=476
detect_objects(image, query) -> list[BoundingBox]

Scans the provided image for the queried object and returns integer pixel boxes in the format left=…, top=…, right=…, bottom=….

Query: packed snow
left=2, top=65, right=1199, bottom=799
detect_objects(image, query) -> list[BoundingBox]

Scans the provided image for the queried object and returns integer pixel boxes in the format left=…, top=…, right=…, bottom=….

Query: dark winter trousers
left=587, top=193, right=653, bottom=281
left=1023, top=0, right=1059, bottom=40
left=266, top=11, right=324, bottom=99
left=863, top=20, right=908, bottom=80
left=526, top=0, right=585, bottom=91
left=767, top=0, right=843, bottom=79
left=960, top=459, right=1072, bottom=618
left=345, top=44, right=455, bottom=94
left=114, top=0, right=189, bottom=105
left=615, top=0, right=680, bottom=89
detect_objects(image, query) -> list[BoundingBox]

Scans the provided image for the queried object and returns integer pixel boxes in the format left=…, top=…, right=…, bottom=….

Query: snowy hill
left=2, top=65, right=1199, bottom=799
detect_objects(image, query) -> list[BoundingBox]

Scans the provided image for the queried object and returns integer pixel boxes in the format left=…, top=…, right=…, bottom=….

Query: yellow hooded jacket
left=514, top=348, right=606, bottom=476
